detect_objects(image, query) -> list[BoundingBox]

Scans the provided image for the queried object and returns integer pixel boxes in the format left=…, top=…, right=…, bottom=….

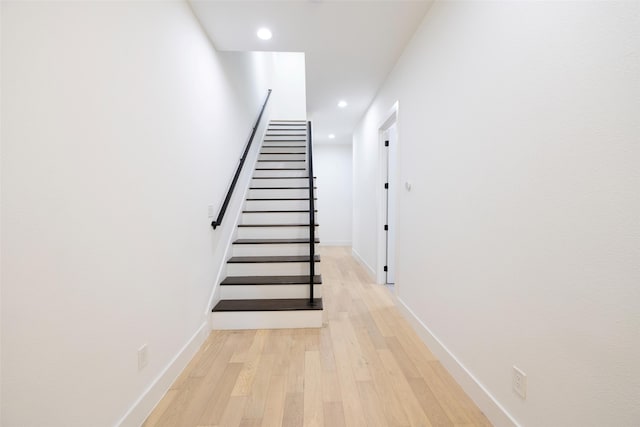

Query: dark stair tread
left=246, top=198, right=317, bottom=201
left=262, top=145, right=305, bottom=148
left=256, top=168, right=307, bottom=171
left=234, top=238, right=320, bottom=244
left=213, top=298, right=323, bottom=312
left=221, top=275, right=322, bottom=285
left=250, top=187, right=316, bottom=189
left=227, top=255, right=320, bottom=263
left=260, top=152, right=306, bottom=155
left=252, top=177, right=315, bottom=179
left=238, top=223, right=318, bottom=227
left=243, top=210, right=317, bottom=213
left=257, top=160, right=306, bottom=162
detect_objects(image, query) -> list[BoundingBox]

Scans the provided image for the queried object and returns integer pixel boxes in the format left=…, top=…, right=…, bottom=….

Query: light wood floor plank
left=144, top=247, right=492, bottom=427
left=261, top=374, right=286, bottom=427
left=322, top=401, right=346, bottom=427
left=303, top=351, right=324, bottom=427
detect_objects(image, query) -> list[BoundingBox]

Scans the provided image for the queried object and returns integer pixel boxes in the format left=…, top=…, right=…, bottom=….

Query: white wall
left=270, top=52, right=307, bottom=120
left=218, top=51, right=307, bottom=121
left=0, top=1, right=279, bottom=426
left=315, top=144, right=352, bottom=246
left=353, top=1, right=640, bottom=426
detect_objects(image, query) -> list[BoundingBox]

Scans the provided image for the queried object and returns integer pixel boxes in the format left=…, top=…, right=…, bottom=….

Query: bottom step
left=211, top=298, right=323, bottom=330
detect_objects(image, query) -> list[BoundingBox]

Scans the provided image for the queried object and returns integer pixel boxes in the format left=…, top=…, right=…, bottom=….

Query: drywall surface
left=315, top=144, right=352, bottom=245
left=353, top=1, right=640, bottom=426
left=271, top=52, right=307, bottom=120
left=218, top=50, right=306, bottom=121
left=0, top=1, right=273, bottom=425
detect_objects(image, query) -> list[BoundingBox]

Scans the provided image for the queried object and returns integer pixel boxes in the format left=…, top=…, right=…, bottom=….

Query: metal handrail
left=211, top=89, right=272, bottom=229
left=307, top=121, right=316, bottom=306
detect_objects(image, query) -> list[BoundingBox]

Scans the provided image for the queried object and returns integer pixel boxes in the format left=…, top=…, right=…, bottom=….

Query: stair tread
left=262, top=145, right=305, bottom=148
left=250, top=187, right=316, bottom=189
left=242, top=209, right=318, bottom=213
left=260, top=152, right=306, bottom=155
left=234, top=238, right=320, bottom=244
left=257, top=160, right=305, bottom=162
left=221, top=275, right=322, bottom=285
left=246, top=198, right=317, bottom=200
left=228, top=255, right=320, bottom=263
left=252, top=177, right=315, bottom=179
left=255, top=168, right=306, bottom=170
left=212, top=298, right=323, bottom=312
left=243, top=210, right=317, bottom=213
left=238, top=224, right=318, bottom=227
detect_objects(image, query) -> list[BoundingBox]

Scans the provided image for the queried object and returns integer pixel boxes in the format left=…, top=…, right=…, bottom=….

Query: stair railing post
left=307, top=120, right=315, bottom=307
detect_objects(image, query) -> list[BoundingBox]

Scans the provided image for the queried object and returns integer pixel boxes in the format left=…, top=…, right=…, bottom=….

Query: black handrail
left=211, top=89, right=272, bottom=230
left=307, top=121, right=316, bottom=306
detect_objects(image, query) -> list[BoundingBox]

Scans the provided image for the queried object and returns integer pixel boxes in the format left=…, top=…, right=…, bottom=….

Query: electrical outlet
left=207, top=204, right=215, bottom=219
left=512, top=366, right=527, bottom=399
left=138, top=344, right=149, bottom=371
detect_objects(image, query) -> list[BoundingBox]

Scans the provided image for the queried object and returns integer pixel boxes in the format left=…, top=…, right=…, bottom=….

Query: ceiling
left=189, top=0, right=432, bottom=144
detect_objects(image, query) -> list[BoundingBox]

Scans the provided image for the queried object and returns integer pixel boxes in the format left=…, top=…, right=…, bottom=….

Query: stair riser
left=220, top=284, right=322, bottom=299
left=232, top=243, right=317, bottom=257
left=242, top=212, right=311, bottom=225
left=256, top=161, right=306, bottom=169
left=253, top=170, right=308, bottom=178
left=226, top=262, right=320, bottom=276
left=266, top=127, right=306, bottom=132
left=261, top=147, right=306, bottom=154
left=251, top=178, right=313, bottom=188
left=258, top=154, right=306, bottom=162
left=261, top=140, right=307, bottom=146
left=245, top=200, right=311, bottom=210
left=211, top=310, right=322, bottom=330
left=237, top=227, right=317, bottom=239
left=248, top=188, right=311, bottom=198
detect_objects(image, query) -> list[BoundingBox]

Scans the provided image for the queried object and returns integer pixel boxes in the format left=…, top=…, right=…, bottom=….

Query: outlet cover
left=138, top=344, right=149, bottom=371
left=513, top=365, right=527, bottom=399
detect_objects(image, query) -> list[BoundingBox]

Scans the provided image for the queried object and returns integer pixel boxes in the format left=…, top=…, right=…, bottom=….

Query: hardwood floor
left=143, top=246, right=492, bottom=427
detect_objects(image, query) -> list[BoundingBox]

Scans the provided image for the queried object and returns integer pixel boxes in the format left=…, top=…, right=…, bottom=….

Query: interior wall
left=352, top=1, right=640, bottom=426
left=315, top=144, right=352, bottom=246
left=270, top=52, right=307, bottom=120
left=0, top=1, right=276, bottom=425
left=218, top=51, right=307, bottom=121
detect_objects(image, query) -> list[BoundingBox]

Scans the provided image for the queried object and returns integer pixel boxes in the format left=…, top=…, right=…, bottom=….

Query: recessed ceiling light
left=257, top=28, right=272, bottom=40
left=329, top=134, right=336, bottom=139
left=338, top=100, right=348, bottom=108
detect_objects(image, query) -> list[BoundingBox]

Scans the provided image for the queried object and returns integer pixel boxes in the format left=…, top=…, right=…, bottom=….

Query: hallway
left=144, top=247, right=491, bottom=426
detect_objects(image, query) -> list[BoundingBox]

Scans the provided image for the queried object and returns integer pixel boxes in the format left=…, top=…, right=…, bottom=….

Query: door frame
left=377, top=102, right=399, bottom=285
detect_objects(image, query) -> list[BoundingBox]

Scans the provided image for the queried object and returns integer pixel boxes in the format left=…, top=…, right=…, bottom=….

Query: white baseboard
left=319, top=240, right=351, bottom=246
left=351, top=247, right=376, bottom=280
left=115, top=322, right=209, bottom=427
left=393, top=295, right=520, bottom=427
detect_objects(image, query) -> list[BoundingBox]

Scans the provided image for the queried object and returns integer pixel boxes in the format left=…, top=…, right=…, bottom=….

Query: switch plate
left=138, top=344, right=149, bottom=371
left=513, top=365, right=527, bottom=399
left=207, top=204, right=215, bottom=219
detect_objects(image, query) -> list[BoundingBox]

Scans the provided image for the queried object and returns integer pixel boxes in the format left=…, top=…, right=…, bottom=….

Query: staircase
left=211, top=120, right=323, bottom=329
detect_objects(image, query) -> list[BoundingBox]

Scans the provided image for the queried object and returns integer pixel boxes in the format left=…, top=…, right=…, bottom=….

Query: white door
left=384, top=124, right=398, bottom=284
